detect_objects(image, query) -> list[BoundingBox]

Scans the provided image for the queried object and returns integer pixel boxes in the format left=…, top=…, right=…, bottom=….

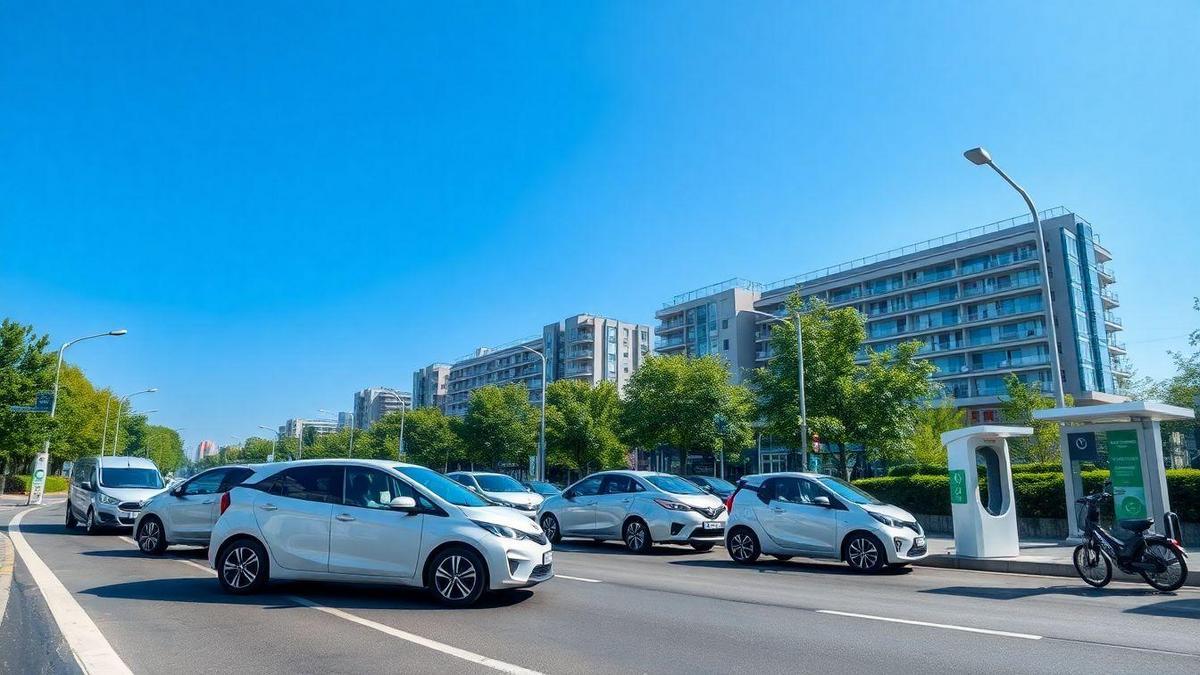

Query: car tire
left=65, top=504, right=77, bottom=529
left=427, top=546, right=488, bottom=607
left=540, top=514, right=562, bottom=545
left=84, top=508, right=100, bottom=535
left=623, top=519, right=653, bottom=554
left=136, top=517, right=168, bottom=556
left=727, top=527, right=760, bottom=564
left=772, top=555, right=793, bottom=562
left=217, top=538, right=270, bottom=595
left=691, top=542, right=715, bottom=552
left=843, top=532, right=887, bottom=573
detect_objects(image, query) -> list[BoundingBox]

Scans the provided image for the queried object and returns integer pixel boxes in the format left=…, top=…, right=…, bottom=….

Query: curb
left=915, top=553, right=1200, bottom=587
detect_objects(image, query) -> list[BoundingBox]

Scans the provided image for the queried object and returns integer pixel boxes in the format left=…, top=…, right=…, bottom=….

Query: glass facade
left=1061, top=223, right=1116, bottom=393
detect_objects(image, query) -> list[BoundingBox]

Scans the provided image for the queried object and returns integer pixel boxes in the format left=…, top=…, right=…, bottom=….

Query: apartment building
left=656, top=208, right=1128, bottom=425
left=412, top=364, right=451, bottom=411
left=279, top=417, right=339, bottom=439
left=428, top=313, right=653, bottom=417
left=353, top=387, right=411, bottom=429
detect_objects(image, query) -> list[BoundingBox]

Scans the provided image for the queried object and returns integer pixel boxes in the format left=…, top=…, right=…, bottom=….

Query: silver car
left=447, top=471, right=543, bottom=519
left=66, top=456, right=168, bottom=534
left=537, top=471, right=727, bottom=553
left=133, top=465, right=256, bottom=554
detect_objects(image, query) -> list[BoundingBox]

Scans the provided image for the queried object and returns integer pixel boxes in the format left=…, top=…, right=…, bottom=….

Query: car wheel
left=1073, top=544, right=1111, bottom=588
left=623, top=519, right=653, bottom=554
left=428, top=547, right=487, bottom=607
left=691, top=542, right=715, bottom=552
left=217, top=539, right=270, bottom=594
left=844, top=533, right=886, bottom=573
left=727, top=527, right=760, bottom=564
left=65, top=504, right=77, bottom=529
left=540, top=514, right=562, bottom=544
left=136, top=517, right=168, bottom=555
left=84, top=509, right=99, bottom=535
left=772, top=555, right=793, bottom=562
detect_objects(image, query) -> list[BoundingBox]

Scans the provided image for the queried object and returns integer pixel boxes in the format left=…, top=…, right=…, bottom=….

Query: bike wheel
left=1073, top=544, right=1111, bottom=588
left=1140, top=542, right=1187, bottom=592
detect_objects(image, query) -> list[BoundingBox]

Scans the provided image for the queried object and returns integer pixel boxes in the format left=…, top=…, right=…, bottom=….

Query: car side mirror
left=171, top=486, right=184, bottom=497
left=467, top=485, right=478, bottom=492
left=563, top=489, right=575, bottom=500
left=812, top=496, right=831, bottom=507
left=81, top=481, right=94, bottom=491
left=700, top=485, right=713, bottom=493
left=389, top=496, right=419, bottom=513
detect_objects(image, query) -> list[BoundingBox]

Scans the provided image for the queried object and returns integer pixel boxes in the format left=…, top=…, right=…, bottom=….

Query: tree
left=910, top=400, right=966, bottom=466
left=0, top=319, right=55, bottom=471
left=367, top=407, right=464, bottom=470
left=545, top=379, right=625, bottom=480
left=620, top=354, right=754, bottom=469
left=141, top=425, right=186, bottom=474
left=852, top=341, right=939, bottom=472
left=460, top=384, right=538, bottom=470
left=999, top=374, right=1073, bottom=464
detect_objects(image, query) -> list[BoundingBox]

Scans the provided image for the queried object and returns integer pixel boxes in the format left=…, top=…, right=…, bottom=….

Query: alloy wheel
left=222, top=546, right=260, bottom=590
left=847, top=537, right=879, bottom=570
left=541, top=516, right=558, bottom=542
left=434, top=555, right=477, bottom=601
left=625, top=522, right=646, bottom=551
left=729, top=532, right=755, bottom=561
left=138, top=521, right=161, bottom=552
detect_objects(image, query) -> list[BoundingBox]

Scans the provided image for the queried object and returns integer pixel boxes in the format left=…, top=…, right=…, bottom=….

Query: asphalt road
left=2, top=500, right=1198, bottom=674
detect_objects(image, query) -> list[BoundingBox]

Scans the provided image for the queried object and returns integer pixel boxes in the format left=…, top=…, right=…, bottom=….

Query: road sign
left=8, top=391, right=54, bottom=414
left=28, top=452, right=49, bottom=505
left=1067, top=432, right=1099, bottom=462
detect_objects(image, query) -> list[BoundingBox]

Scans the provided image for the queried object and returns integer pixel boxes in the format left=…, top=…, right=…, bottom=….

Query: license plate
left=543, top=551, right=553, bottom=565
left=914, top=537, right=926, bottom=547
left=703, top=521, right=722, bottom=530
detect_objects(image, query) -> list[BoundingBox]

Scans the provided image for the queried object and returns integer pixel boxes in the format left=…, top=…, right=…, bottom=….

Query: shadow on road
left=670, top=558, right=912, bottom=576
left=80, top=549, right=144, bottom=559
left=8, top=523, right=101, bottom=537
left=554, top=540, right=708, bottom=557
left=921, top=585, right=1168, bottom=601
left=1123, top=598, right=1200, bottom=619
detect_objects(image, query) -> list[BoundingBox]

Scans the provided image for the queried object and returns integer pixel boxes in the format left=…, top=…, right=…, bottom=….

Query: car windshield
left=476, top=474, right=525, bottom=492
left=646, top=475, right=705, bottom=495
left=526, top=481, right=560, bottom=496
left=396, top=466, right=491, bottom=507
left=99, top=468, right=163, bottom=489
left=816, top=476, right=883, bottom=505
left=697, top=476, right=736, bottom=492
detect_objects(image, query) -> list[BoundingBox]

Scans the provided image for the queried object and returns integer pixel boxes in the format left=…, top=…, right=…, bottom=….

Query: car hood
left=457, top=505, right=544, bottom=535
left=96, top=486, right=167, bottom=504
left=861, top=503, right=918, bottom=523
left=661, top=492, right=725, bottom=510
left=481, top=490, right=544, bottom=509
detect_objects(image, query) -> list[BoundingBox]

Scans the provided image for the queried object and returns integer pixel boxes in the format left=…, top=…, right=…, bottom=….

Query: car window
left=476, top=474, right=524, bottom=492
left=572, top=475, right=603, bottom=497
left=816, top=476, right=882, bottom=505
left=600, top=475, right=633, bottom=494
left=395, top=466, right=490, bottom=507
left=269, top=466, right=345, bottom=504
left=344, top=466, right=415, bottom=510
left=99, top=467, right=164, bottom=489
left=183, top=469, right=227, bottom=496
left=449, top=474, right=475, bottom=488
left=219, top=468, right=255, bottom=493
left=645, top=475, right=705, bottom=495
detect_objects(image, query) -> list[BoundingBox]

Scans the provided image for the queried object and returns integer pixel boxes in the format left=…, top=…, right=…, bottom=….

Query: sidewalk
left=0, top=493, right=66, bottom=508
left=915, top=535, right=1200, bottom=587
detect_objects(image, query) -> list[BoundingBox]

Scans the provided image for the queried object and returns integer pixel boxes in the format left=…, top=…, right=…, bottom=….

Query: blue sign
left=1068, top=432, right=1099, bottom=462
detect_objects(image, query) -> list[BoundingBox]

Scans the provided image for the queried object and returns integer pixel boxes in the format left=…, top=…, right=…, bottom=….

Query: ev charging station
left=941, top=425, right=1033, bottom=558
left=1033, top=401, right=1195, bottom=540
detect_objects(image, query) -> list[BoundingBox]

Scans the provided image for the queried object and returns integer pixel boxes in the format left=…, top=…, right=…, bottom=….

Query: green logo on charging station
left=949, top=469, right=968, bottom=504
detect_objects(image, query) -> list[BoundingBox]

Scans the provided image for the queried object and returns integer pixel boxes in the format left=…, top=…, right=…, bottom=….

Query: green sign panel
left=1106, top=429, right=1146, bottom=520
left=949, top=469, right=968, bottom=504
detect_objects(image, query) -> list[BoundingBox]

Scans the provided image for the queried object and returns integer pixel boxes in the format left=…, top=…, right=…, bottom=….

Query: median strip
left=816, top=609, right=1042, bottom=640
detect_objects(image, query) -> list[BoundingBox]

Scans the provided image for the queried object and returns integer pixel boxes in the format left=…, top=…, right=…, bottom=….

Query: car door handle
left=259, top=503, right=278, bottom=511
left=620, top=499, right=632, bottom=504
left=335, top=513, right=356, bottom=522
left=201, top=499, right=215, bottom=505
left=772, top=507, right=785, bottom=513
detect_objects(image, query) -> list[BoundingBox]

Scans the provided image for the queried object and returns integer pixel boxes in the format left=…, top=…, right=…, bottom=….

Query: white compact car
left=447, top=471, right=544, bottom=518
left=209, top=459, right=553, bottom=606
left=537, top=471, right=727, bottom=553
left=66, top=456, right=168, bottom=534
left=724, top=472, right=927, bottom=572
left=134, top=465, right=256, bottom=554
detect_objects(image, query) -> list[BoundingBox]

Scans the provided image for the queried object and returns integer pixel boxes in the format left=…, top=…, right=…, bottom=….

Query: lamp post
left=112, top=388, right=157, bottom=457
left=518, top=345, right=547, bottom=482
left=370, top=387, right=410, bottom=462
left=100, top=393, right=115, bottom=456
left=747, top=309, right=809, bottom=472
left=31, top=329, right=127, bottom=504
left=258, top=425, right=279, bottom=462
left=964, top=147, right=1066, bottom=408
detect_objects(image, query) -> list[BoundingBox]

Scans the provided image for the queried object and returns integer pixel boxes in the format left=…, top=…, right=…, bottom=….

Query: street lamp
left=31, top=329, right=127, bottom=504
left=111, top=388, right=157, bottom=456
left=746, top=309, right=809, bottom=472
left=369, top=387, right=411, bottom=462
left=963, top=147, right=1067, bottom=408
left=258, top=425, right=280, bottom=462
left=519, top=345, right=547, bottom=482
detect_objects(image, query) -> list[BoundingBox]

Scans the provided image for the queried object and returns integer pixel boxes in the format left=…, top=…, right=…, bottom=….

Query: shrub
left=887, top=464, right=946, bottom=477
left=3, top=475, right=70, bottom=494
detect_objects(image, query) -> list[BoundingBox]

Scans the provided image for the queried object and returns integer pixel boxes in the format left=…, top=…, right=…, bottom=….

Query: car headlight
left=654, top=498, right=692, bottom=511
left=868, top=511, right=900, bottom=528
left=97, top=492, right=120, bottom=506
left=472, top=520, right=529, bottom=540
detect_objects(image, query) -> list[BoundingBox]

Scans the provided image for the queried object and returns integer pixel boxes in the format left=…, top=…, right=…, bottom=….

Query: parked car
left=209, top=459, right=553, bottom=606
left=522, top=480, right=562, bottom=498
left=684, top=475, right=737, bottom=500
left=537, top=471, right=727, bottom=553
left=724, top=472, right=927, bottom=572
left=447, top=471, right=544, bottom=518
left=133, top=464, right=257, bottom=554
left=66, top=456, right=168, bottom=534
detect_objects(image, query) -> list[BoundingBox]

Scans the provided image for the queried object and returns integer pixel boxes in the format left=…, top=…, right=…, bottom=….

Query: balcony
left=656, top=336, right=685, bottom=350
left=1096, top=263, right=1116, bottom=282
left=1107, top=339, right=1127, bottom=354
left=1100, top=287, right=1119, bottom=308
left=568, top=330, right=595, bottom=344
left=567, top=349, right=593, bottom=360
left=1103, top=311, right=1123, bottom=329
left=564, top=364, right=594, bottom=376
left=657, top=318, right=685, bottom=333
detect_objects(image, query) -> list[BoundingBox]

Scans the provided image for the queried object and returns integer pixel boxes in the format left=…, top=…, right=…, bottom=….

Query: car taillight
left=219, top=491, right=231, bottom=515
left=725, top=489, right=740, bottom=515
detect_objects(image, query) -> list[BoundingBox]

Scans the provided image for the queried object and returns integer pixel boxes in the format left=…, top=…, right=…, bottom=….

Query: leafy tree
left=1147, top=297, right=1200, bottom=457
left=367, top=407, right=464, bottom=470
left=0, top=319, right=55, bottom=471
left=141, top=425, right=186, bottom=474
left=51, top=364, right=111, bottom=464
left=999, top=373, right=1073, bottom=464
left=460, top=384, right=538, bottom=470
left=620, top=354, right=754, bottom=469
left=852, top=341, right=939, bottom=471
left=910, top=400, right=966, bottom=466
left=545, top=379, right=626, bottom=480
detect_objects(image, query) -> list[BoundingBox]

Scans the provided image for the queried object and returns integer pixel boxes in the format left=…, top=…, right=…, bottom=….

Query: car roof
left=450, top=471, right=508, bottom=477
left=738, top=471, right=828, bottom=485
left=95, top=456, right=159, bottom=469
left=246, top=458, right=422, bottom=476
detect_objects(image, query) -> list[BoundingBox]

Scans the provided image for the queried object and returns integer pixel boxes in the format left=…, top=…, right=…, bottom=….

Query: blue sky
left=3, top=2, right=1197, bottom=456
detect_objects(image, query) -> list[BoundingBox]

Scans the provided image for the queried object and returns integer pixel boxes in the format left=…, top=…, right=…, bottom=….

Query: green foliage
left=545, top=379, right=626, bottom=477
left=910, top=401, right=965, bottom=467
left=0, top=319, right=55, bottom=469
left=3, top=474, right=69, bottom=494
left=620, top=354, right=754, bottom=466
left=460, top=384, right=538, bottom=470
left=853, top=341, right=939, bottom=469
left=371, top=407, right=464, bottom=470
left=998, top=373, right=1073, bottom=464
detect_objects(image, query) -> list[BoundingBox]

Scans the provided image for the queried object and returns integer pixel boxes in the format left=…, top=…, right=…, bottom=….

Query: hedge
left=2, top=475, right=70, bottom=495
left=854, top=469, right=1200, bottom=522
left=887, top=461, right=1095, bottom=477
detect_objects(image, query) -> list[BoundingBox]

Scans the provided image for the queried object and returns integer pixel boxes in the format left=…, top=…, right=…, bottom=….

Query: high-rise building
left=353, top=387, right=412, bottom=429
left=656, top=208, right=1128, bottom=424
left=196, top=439, right=218, bottom=460
left=426, top=313, right=653, bottom=417
left=279, top=418, right=339, bottom=439
left=412, top=364, right=451, bottom=411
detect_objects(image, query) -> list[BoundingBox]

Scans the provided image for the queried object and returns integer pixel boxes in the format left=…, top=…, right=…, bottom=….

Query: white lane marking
left=118, top=536, right=136, bottom=546
left=176, top=559, right=215, bottom=575
left=556, top=574, right=602, bottom=583
left=0, top=526, right=15, bottom=629
left=288, top=595, right=543, bottom=674
left=816, top=609, right=1041, bottom=640
left=9, top=507, right=134, bottom=674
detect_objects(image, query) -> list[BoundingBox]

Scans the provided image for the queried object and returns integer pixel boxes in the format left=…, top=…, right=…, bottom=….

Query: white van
left=67, top=456, right=168, bottom=534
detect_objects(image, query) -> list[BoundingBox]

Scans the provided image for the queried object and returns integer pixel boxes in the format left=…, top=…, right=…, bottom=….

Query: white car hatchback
left=724, top=472, right=927, bottom=572
left=134, top=465, right=257, bottom=554
left=537, top=471, right=727, bottom=553
left=209, top=459, right=553, bottom=606
left=447, top=471, right=543, bottom=519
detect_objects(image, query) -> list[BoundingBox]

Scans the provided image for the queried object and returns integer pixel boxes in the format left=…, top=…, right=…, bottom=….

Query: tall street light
left=964, top=147, right=1067, bottom=408
left=519, top=345, right=547, bottom=482
left=32, top=329, right=127, bottom=504
left=258, top=425, right=280, bottom=462
left=369, top=387, right=411, bottom=462
left=100, top=393, right=116, bottom=455
left=111, top=388, right=157, bottom=456
left=746, top=309, right=809, bottom=472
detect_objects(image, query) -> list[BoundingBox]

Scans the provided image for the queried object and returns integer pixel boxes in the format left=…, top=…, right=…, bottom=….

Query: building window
left=723, top=339, right=729, bottom=351
left=722, top=319, right=729, bottom=329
